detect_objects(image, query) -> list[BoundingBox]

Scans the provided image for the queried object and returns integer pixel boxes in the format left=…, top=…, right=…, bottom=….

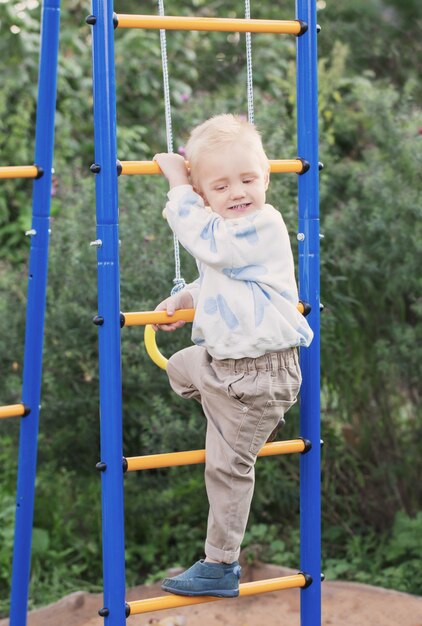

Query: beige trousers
left=167, top=345, right=302, bottom=563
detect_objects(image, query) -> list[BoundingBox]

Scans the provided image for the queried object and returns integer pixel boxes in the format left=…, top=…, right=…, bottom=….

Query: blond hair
left=185, top=114, right=269, bottom=189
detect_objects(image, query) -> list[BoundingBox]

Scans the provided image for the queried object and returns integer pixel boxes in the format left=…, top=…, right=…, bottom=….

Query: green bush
left=324, top=511, right=422, bottom=592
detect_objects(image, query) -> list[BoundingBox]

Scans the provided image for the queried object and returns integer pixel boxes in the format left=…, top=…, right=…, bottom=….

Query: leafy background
left=0, top=0, right=421, bottom=614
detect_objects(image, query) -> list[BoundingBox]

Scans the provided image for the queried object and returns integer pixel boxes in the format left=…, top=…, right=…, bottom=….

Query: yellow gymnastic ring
left=144, top=325, right=168, bottom=370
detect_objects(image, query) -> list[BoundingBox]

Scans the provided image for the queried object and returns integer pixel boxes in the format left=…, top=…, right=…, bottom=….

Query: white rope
left=157, top=0, right=254, bottom=294
left=244, top=0, right=254, bottom=124
left=158, top=0, right=186, bottom=295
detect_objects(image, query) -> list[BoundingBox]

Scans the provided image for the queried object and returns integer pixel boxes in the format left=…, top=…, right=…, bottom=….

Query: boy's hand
left=153, top=153, right=190, bottom=188
left=152, top=290, right=194, bottom=332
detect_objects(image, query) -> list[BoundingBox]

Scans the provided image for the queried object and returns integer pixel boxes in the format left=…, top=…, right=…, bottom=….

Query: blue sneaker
left=161, top=560, right=241, bottom=597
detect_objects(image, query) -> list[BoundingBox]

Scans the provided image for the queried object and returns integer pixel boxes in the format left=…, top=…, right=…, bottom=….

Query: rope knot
left=171, top=277, right=186, bottom=295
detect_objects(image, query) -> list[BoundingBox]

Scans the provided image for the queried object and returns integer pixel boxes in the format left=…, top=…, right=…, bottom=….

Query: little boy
left=153, top=114, right=313, bottom=598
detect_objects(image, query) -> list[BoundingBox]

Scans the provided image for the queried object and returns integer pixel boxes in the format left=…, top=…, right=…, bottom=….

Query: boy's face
left=195, top=142, right=269, bottom=219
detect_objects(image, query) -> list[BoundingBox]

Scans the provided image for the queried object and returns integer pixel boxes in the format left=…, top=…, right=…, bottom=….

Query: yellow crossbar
left=122, top=302, right=306, bottom=327
left=0, top=403, right=27, bottom=419
left=270, top=159, right=305, bottom=174
left=123, top=309, right=195, bottom=327
left=125, top=439, right=306, bottom=471
left=127, top=574, right=307, bottom=615
left=120, top=159, right=304, bottom=176
left=116, top=15, right=303, bottom=34
left=0, top=166, right=39, bottom=180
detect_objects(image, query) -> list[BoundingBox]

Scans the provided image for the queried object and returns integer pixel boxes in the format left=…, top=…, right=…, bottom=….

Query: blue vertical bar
left=296, top=0, right=321, bottom=625
left=90, top=1, right=126, bottom=625
left=9, top=1, right=61, bottom=625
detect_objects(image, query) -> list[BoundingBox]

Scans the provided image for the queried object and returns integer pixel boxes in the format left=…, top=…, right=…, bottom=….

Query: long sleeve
left=165, top=185, right=234, bottom=269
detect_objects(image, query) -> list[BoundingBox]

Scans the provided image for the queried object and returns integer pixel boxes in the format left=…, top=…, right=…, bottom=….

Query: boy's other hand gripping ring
left=121, top=303, right=310, bottom=371
left=121, top=309, right=195, bottom=370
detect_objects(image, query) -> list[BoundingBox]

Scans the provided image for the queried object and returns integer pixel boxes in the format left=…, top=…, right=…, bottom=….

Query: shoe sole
left=161, top=584, right=239, bottom=598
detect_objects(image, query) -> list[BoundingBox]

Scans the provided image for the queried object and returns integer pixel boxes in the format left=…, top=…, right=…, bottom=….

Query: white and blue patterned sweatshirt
left=165, top=184, right=313, bottom=360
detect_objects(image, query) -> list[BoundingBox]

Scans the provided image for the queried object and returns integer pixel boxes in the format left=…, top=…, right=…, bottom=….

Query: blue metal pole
left=10, top=1, right=60, bottom=625
left=296, top=0, right=321, bottom=625
left=90, top=1, right=126, bottom=625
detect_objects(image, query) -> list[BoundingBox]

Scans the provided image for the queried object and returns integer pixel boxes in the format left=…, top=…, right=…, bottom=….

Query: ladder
left=88, top=0, right=320, bottom=624
left=0, top=1, right=61, bottom=625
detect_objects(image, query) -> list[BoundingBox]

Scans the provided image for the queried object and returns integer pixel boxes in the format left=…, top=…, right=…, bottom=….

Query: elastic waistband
left=212, top=348, right=298, bottom=373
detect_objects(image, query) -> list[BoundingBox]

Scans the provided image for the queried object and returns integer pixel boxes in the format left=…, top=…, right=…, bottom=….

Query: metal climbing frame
left=296, top=0, right=321, bottom=623
left=89, top=0, right=320, bottom=623
left=0, top=1, right=61, bottom=625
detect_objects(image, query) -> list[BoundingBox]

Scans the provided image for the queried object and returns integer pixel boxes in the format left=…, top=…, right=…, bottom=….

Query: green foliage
left=0, top=2, right=39, bottom=257
left=319, top=68, right=422, bottom=526
left=0, top=436, right=17, bottom=608
left=242, top=523, right=300, bottom=567
left=28, top=466, right=103, bottom=609
left=317, top=0, right=422, bottom=98
left=324, top=512, right=422, bottom=592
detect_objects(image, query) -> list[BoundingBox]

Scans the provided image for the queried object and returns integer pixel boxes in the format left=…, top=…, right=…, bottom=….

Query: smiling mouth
left=229, top=203, right=251, bottom=211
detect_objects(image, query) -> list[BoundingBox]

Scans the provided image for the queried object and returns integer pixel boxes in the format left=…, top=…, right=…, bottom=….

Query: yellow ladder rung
left=0, top=166, right=40, bottom=180
left=122, top=309, right=195, bottom=327
left=270, top=159, right=306, bottom=174
left=0, top=403, right=29, bottom=419
left=122, top=301, right=307, bottom=328
left=125, top=439, right=308, bottom=472
left=115, top=15, right=304, bottom=35
left=119, top=159, right=305, bottom=176
left=127, top=574, right=308, bottom=615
